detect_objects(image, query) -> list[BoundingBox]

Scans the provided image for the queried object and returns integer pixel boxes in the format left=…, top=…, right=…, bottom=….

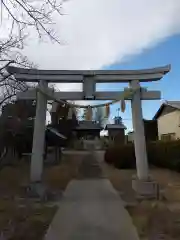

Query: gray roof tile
left=166, top=101, right=180, bottom=110
left=153, top=100, right=180, bottom=119
left=105, top=123, right=126, bottom=130
left=76, top=121, right=102, bottom=130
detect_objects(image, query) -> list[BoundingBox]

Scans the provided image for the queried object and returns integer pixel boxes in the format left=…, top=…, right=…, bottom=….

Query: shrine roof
left=46, top=126, right=67, bottom=139
left=105, top=123, right=127, bottom=130
left=7, top=65, right=171, bottom=83
left=75, top=121, right=103, bottom=130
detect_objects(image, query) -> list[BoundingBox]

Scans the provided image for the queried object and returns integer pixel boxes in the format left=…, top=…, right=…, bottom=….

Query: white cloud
left=6, top=0, right=180, bottom=126
left=20, top=0, right=180, bottom=113
left=23, top=0, right=180, bottom=72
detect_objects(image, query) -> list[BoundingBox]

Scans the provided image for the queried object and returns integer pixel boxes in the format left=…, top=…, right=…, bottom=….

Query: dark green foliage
left=113, top=144, right=136, bottom=169
left=147, top=141, right=180, bottom=171
left=104, top=148, right=114, bottom=165
left=104, top=140, right=180, bottom=171
left=104, top=143, right=136, bottom=169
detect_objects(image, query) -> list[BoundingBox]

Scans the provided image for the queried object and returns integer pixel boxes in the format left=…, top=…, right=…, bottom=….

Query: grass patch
left=126, top=201, right=180, bottom=239
left=102, top=162, right=180, bottom=239
left=44, top=155, right=81, bottom=190
left=0, top=199, right=57, bottom=239
left=0, top=153, right=83, bottom=239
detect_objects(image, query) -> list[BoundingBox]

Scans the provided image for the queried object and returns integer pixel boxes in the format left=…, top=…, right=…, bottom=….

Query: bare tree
left=0, top=32, right=35, bottom=110
left=0, top=0, right=68, bottom=110
left=0, top=0, right=69, bottom=166
left=0, top=0, right=67, bottom=43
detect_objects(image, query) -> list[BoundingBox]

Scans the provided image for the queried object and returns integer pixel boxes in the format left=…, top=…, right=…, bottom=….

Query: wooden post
left=30, top=80, right=48, bottom=182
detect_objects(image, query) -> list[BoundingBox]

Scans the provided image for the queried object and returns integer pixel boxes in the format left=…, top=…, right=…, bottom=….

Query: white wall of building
left=157, top=110, right=180, bottom=140
left=127, top=132, right=134, bottom=142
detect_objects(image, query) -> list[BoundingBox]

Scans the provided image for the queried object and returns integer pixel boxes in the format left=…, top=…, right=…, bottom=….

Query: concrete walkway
left=44, top=179, right=139, bottom=240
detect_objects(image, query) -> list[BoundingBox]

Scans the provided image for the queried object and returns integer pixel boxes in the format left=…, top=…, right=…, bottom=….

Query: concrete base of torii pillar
left=132, top=176, right=159, bottom=199
left=130, top=80, right=159, bottom=199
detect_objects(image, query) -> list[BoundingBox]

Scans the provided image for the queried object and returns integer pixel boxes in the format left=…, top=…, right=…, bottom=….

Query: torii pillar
left=130, top=80, right=148, bottom=180
left=130, top=80, right=154, bottom=198
left=30, top=80, right=48, bottom=182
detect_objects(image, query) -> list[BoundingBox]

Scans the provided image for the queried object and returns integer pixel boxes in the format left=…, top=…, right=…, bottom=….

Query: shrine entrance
left=7, top=65, right=170, bottom=197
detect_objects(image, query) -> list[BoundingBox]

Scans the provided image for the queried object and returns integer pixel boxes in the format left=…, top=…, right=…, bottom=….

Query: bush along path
left=105, top=140, right=180, bottom=171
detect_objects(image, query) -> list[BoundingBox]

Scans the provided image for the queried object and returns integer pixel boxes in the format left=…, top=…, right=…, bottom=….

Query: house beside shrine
left=127, top=119, right=158, bottom=143
left=105, top=117, right=126, bottom=143
left=153, top=101, right=180, bottom=141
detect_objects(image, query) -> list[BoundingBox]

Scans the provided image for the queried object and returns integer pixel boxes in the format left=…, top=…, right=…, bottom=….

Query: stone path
left=44, top=153, right=139, bottom=240
left=78, top=152, right=103, bottom=179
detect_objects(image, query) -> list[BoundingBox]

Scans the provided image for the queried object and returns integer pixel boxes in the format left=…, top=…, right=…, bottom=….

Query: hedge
left=104, top=140, right=180, bottom=171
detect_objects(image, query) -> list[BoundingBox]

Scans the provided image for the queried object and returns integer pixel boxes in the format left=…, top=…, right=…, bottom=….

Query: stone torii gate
left=7, top=65, right=170, bottom=197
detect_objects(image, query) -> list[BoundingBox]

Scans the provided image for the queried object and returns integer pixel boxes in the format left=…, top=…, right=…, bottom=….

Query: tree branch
left=0, top=0, right=66, bottom=43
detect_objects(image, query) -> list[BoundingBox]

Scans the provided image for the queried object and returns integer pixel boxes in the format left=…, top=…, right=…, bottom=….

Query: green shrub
left=148, top=140, right=180, bottom=171
left=104, top=143, right=136, bottom=169
left=104, top=140, right=180, bottom=171
left=104, top=147, right=115, bottom=164
left=113, top=144, right=136, bottom=169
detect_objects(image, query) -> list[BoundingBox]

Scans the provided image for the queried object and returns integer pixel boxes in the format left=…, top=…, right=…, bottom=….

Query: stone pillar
left=130, top=80, right=148, bottom=180
left=130, top=81, right=159, bottom=198
left=30, top=80, right=48, bottom=182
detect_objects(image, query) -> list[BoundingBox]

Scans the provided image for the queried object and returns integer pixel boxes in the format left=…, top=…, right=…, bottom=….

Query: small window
left=161, top=133, right=175, bottom=141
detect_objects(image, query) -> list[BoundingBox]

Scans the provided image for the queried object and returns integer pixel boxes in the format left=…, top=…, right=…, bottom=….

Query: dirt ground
left=102, top=163, right=180, bottom=240
left=1, top=153, right=180, bottom=239
left=0, top=153, right=83, bottom=239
